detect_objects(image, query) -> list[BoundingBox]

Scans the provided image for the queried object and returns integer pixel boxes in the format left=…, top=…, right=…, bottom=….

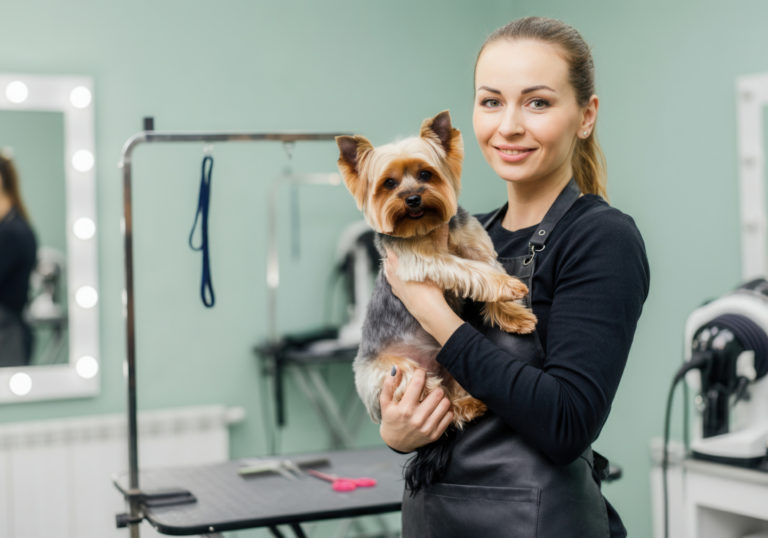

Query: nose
left=405, top=195, right=421, bottom=208
left=498, top=107, right=524, bottom=137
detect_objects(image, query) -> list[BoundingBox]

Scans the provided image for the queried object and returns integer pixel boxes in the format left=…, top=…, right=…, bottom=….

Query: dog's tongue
left=408, top=209, right=424, bottom=218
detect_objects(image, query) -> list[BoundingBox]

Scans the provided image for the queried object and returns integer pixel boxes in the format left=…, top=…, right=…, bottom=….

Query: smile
left=495, top=146, right=535, bottom=162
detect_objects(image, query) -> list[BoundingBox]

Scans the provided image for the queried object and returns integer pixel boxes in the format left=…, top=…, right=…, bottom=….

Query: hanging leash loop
left=189, top=154, right=215, bottom=307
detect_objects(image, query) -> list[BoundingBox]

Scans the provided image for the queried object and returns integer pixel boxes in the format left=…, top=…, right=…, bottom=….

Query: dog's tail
left=404, top=428, right=457, bottom=494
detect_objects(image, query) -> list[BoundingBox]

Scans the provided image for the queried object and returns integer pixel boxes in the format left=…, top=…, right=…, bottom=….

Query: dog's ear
left=420, top=111, right=464, bottom=185
left=336, top=135, right=373, bottom=210
left=420, top=110, right=457, bottom=153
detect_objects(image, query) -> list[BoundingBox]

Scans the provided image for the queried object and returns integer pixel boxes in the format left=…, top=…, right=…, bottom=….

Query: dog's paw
left=500, top=275, right=529, bottom=301
left=451, top=397, right=487, bottom=429
left=484, top=301, right=537, bottom=334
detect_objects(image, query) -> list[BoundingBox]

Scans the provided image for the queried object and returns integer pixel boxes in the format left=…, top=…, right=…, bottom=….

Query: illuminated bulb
left=73, top=217, right=96, bottom=239
left=69, top=86, right=92, bottom=108
left=72, top=150, right=94, bottom=172
left=75, top=356, right=99, bottom=379
left=5, top=81, right=28, bottom=103
left=75, top=286, right=98, bottom=308
left=9, top=373, right=32, bottom=396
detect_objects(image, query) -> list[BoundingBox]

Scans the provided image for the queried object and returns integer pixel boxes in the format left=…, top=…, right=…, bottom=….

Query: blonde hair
left=0, top=154, right=31, bottom=222
left=476, top=17, right=607, bottom=199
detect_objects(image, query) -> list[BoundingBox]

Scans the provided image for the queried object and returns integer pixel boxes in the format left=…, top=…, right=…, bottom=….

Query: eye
left=418, top=170, right=432, bottom=181
left=481, top=98, right=501, bottom=108
left=383, top=178, right=398, bottom=190
left=529, top=98, right=551, bottom=110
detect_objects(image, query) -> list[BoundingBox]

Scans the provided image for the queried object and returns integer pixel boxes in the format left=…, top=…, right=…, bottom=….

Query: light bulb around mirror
left=75, top=356, right=99, bottom=379
left=69, top=86, right=92, bottom=108
left=9, top=372, right=32, bottom=396
left=72, top=150, right=94, bottom=172
left=73, top=217, right=96, bottom=240
left=5, top=80, right=28, bottom=103
left=75, top=286, right=98, bottom=309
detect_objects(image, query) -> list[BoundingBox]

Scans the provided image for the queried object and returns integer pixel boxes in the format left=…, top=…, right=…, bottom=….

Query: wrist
left=422, top=308, right=463, bottom=346
left=379, top=424, right=416, bottom=453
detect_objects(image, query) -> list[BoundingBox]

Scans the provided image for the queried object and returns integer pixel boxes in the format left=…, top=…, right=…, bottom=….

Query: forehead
left=475, top=39, right=571, bottom=93
left=369, top=137, right=441, bottom=175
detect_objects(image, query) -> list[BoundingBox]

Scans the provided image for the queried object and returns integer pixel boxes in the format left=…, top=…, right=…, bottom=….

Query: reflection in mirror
left=0, top=74, right=98, bottom=402
left=0, top=110, right=68, bottom=366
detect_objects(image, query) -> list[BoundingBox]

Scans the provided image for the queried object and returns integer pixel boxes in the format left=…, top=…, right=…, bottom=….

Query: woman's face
left=473, top=39, right=595, bottom=188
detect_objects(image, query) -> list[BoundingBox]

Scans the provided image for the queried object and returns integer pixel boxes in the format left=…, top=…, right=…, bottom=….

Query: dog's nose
left=405, top=195, right=421, bottom=208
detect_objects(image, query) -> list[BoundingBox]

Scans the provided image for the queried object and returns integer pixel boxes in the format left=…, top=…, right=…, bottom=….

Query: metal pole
left=118, top=126, right=345, bottom=536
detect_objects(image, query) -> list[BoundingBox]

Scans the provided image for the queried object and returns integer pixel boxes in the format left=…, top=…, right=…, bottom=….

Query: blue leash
left=189, top=155, right=215, bottom=307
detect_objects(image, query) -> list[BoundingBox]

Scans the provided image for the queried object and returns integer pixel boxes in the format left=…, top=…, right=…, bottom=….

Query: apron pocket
left=424, top=482, right=540, bottom=538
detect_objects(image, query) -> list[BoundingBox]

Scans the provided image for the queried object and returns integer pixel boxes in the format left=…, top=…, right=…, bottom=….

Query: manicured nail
left=390, top=366, right=397, bottom=376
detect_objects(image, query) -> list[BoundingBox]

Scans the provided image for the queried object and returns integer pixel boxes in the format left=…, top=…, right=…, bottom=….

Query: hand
left=379, top=367, right=453, bottom=452
left=383, top=248, right=464, bottom=346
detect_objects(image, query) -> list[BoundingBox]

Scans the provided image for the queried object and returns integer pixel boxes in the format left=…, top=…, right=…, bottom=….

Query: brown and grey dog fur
left=336, top=110, right=536, bottom=432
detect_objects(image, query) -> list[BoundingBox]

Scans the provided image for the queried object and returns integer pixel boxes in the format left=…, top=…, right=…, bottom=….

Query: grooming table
left=113, top=446, right=408, bottom=537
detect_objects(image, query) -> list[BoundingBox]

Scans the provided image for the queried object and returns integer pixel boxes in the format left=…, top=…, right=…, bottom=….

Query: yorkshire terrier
left=336, top=111, right=536, bottom=456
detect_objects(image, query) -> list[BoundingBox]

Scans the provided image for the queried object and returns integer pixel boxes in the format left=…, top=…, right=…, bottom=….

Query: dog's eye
left=383, top=178, right=398, bottom=189
left=418, top=170, right=432, bottom=181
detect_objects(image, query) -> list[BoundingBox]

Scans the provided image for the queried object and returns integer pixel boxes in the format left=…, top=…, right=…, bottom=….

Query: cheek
left=472, top=109, right=493, bottom=145
left=532, top=116, right=576, bottom=149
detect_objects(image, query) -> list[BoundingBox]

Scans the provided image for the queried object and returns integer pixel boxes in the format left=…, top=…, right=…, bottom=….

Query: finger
left=412, top=388, right=448, bottom=427
left=379, top=364, right=402, bottom=407
left=384, top=249, right=398, bottom=276
left=424, top=396, right=451, bottom=432
left=431, top=406, right=454, bottom=440
left=400, top=368, right=427, bottom=408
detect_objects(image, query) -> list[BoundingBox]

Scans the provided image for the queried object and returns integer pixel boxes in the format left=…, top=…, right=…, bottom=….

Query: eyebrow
left=477, top=84, right=556, bottom=95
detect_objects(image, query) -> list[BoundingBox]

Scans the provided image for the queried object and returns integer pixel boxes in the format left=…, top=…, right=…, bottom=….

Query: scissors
left=306, top=469, right=377, bottom=492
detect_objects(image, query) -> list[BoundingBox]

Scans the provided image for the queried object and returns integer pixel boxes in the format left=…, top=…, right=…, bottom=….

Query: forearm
left=437, top=324, right=607, bottom=463
left=413, top=299, right=464, bottom=346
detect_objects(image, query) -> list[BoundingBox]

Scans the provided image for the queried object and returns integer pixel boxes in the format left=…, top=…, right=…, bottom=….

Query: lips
left=495, top=144, right=535, bottom=163
left=407, top=209, right=425, bottom=219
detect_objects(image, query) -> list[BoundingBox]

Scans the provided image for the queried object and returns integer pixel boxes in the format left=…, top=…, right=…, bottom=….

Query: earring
left=583, top=131, right=589, bottom=137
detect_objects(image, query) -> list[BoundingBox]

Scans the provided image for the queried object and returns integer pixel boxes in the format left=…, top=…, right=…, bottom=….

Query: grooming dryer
left=683, top=279, right=768, bottom=467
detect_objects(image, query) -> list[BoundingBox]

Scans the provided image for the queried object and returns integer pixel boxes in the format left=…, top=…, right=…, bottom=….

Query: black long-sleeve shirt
left=436, top=194, right=650, bottom=464
left=0, top=207, right=37, bottom=316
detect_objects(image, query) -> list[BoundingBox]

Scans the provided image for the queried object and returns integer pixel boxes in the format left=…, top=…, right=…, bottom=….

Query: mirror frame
left=738, top=73, right=768, bottom=281
left=0, top=73, right=99, bottom=402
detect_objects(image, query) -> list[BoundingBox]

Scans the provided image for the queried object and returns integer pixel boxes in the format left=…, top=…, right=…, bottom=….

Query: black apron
left=401, top=179, right=625, bottom=538
left=0, top=304, right=32, bottom=367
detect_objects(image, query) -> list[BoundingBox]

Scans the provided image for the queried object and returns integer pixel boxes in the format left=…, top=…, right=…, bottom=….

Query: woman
left=379, top=17, right=650, bottom=537
left=0, top=153, right=38, bottom=366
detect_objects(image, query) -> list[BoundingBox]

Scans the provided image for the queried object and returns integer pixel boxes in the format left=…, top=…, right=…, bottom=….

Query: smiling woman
left=377, top=17, right=649, bottom=538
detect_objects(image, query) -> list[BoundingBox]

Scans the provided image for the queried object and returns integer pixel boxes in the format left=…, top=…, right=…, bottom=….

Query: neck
left=502, top=175, right=572, bottom=231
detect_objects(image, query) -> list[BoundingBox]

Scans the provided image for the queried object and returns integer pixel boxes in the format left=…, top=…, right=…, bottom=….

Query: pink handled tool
left=306, top=469, right=377, bottom=492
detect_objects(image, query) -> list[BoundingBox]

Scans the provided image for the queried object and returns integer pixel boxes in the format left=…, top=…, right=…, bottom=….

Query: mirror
left=0, top=73, right=99, bottom=402
left=737, top=73, right=768, bottom=281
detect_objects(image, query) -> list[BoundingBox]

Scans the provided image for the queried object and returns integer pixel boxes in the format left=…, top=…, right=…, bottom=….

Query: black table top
left=114, top=446, right=408, bottom=536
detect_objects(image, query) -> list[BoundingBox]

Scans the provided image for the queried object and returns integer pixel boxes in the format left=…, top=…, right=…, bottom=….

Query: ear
left=336, top=135, right=373, bottom=209
left=420, top=110, right=457, bottom=153
left=579, top=95, right=599, bottom=138
left=419, top=110, right=464, bottom=185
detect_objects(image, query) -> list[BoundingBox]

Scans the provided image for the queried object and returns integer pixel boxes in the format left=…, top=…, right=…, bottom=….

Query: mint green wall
left=1, top=1, right=768, bottom=537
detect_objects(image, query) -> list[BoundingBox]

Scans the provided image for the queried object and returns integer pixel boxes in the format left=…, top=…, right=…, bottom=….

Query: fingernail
left=390, top=366, right=397, bottom=376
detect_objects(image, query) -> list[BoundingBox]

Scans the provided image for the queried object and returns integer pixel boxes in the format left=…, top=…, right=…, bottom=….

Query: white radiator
left=0, top=405, right=244, bottom=538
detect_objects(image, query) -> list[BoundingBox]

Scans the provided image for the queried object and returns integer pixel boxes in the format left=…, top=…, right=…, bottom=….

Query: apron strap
left=529, top=178, right=581, bottom=249
left=481, top=178, right=582, bottom=265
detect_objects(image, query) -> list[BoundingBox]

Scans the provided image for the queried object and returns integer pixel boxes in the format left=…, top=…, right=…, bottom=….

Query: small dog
left=336, top=111, right=536, bottom=434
